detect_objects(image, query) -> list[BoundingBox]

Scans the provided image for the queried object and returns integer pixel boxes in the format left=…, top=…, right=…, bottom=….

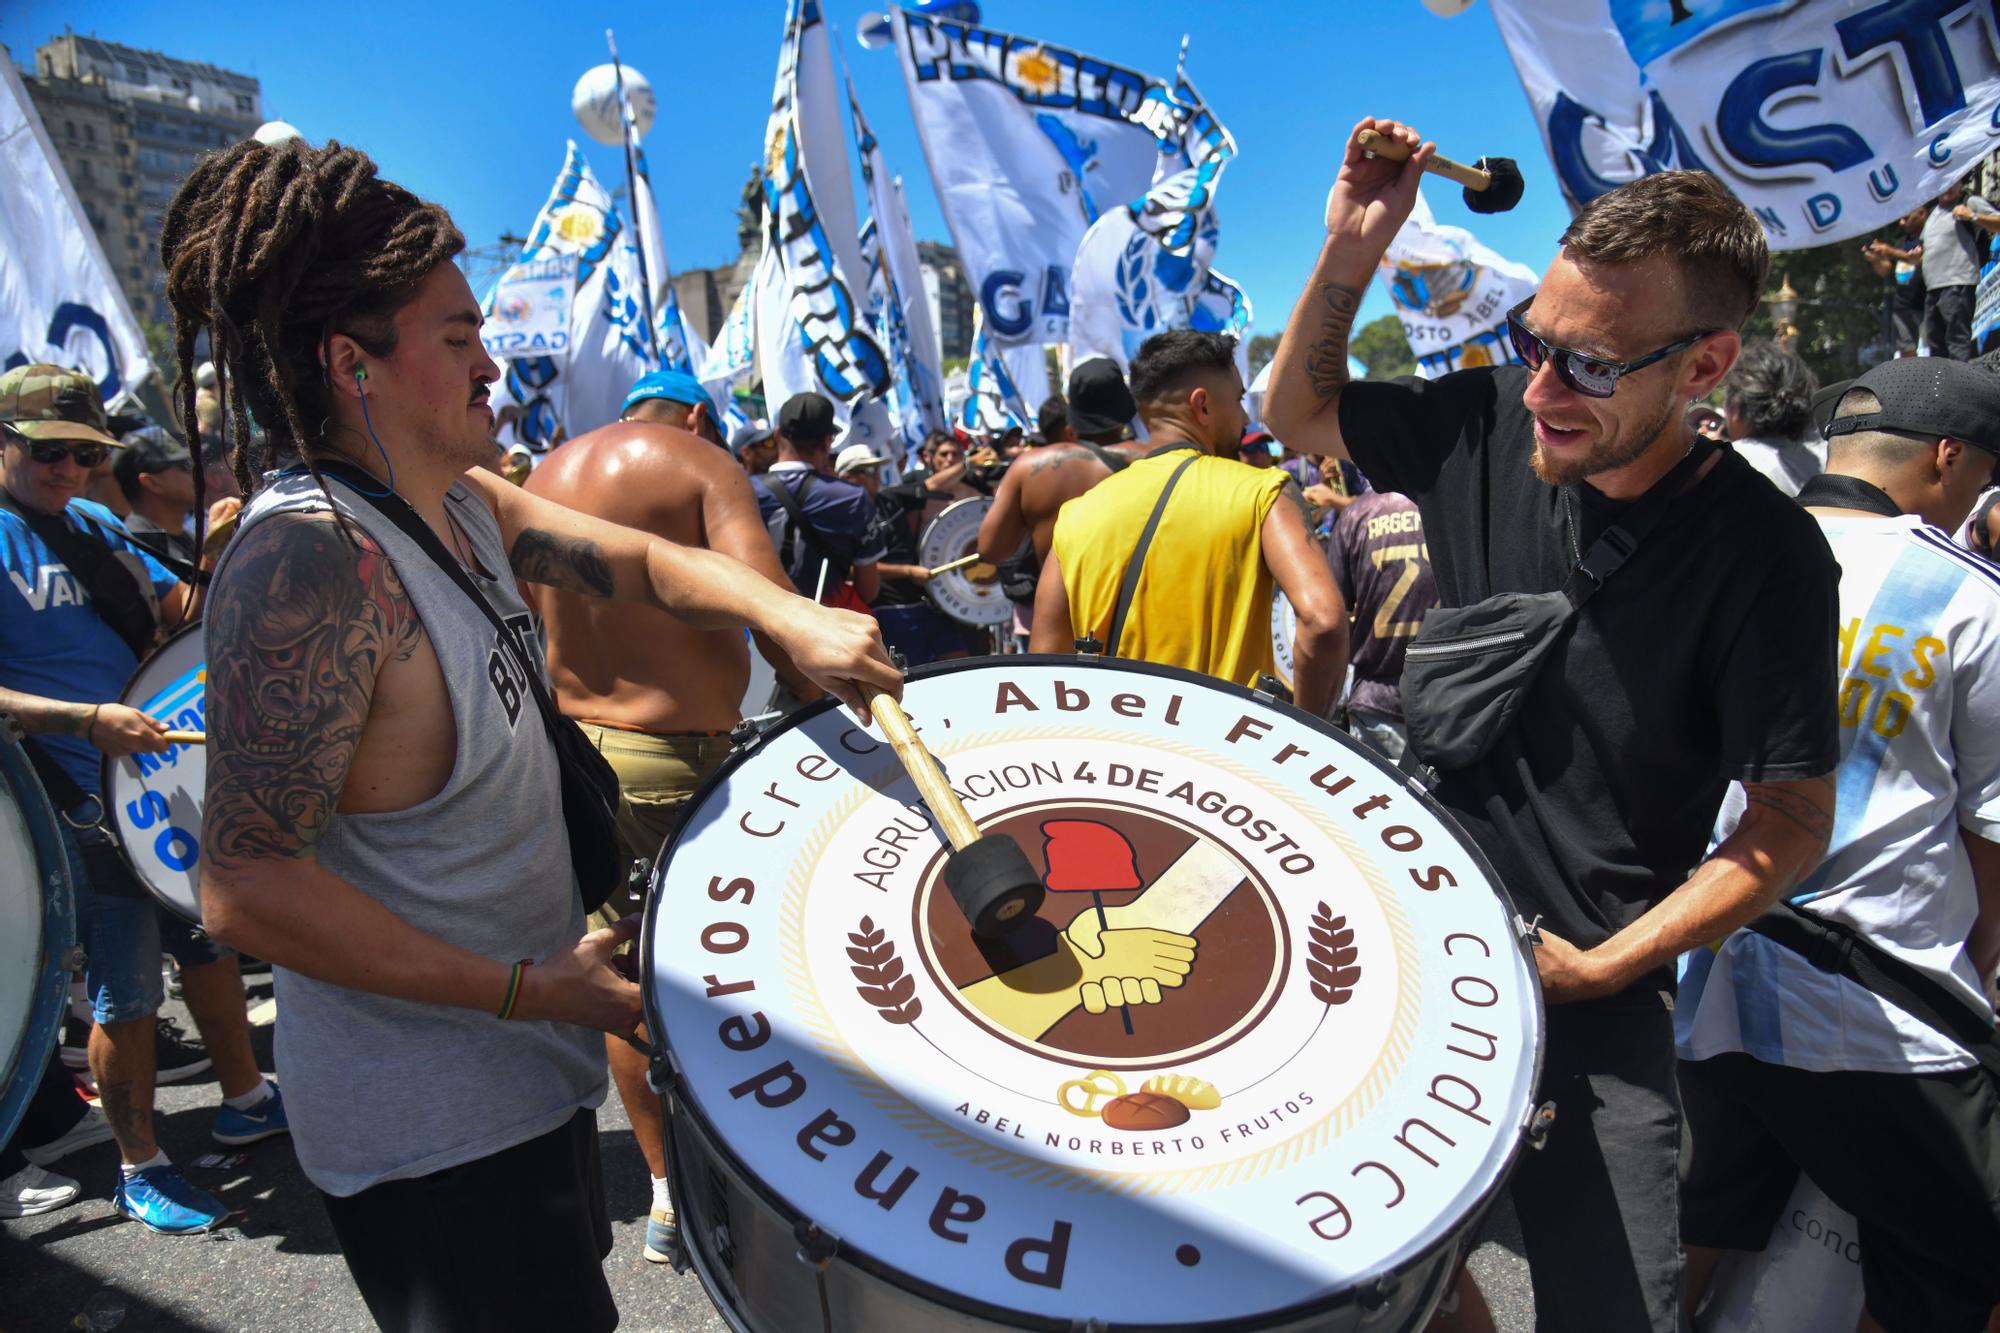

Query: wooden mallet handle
left=1356, top=128, right=1492, bottom=192
left=928, top=553, right=982, bottom=577
left=867, top=692, right=979, bottom=848
left=162, top=730, right=205, bottom=745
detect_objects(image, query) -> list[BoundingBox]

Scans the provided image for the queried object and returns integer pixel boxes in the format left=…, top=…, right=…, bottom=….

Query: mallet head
left=945, top=834, right=1047, bottom=938
left=1469, top=157, right=1525, bottom=214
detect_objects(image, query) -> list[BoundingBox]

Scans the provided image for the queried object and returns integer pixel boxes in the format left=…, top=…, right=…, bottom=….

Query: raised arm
left=1532, top=776, right=1835, bottom=1002
left=199, top=512, right=640, bottom=1032
left=1264, top=119, right=1434, bottom=465
left=463, top=468, right=900, bottom=719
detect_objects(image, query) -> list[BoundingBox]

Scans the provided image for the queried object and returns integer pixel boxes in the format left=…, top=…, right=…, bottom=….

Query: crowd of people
left=2, top=119, right=1998, bottom=1333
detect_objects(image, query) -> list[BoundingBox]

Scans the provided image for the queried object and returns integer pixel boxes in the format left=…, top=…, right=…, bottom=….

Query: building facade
left=915, top=239, right=973, bottom=363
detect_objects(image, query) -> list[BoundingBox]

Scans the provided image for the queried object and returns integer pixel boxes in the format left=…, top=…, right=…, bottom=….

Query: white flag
left=630, top=142, right=710, bottom=378
left=1488, top=0, right=2000, bottom=248
left=756, top=0, right=895, bottom=459
left=959, top=307, right=1033, bottom=435
left=850, top=75, right=945, bottom=457
left=485, top=142, right=657, bottom=450
left=1, top=59, right=153, bottom=403
left=698, top=250, right=768, bottom=436
left=1377, top=190, right=1540, bottom=380
left=892, top=8, right=1165, bottom=351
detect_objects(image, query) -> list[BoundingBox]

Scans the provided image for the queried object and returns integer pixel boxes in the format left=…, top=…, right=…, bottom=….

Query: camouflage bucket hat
left=0, top=364, right=119, bottom=446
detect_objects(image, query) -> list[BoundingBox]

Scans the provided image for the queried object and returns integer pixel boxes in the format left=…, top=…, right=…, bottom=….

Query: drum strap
left=763, top=472, right=841, bottom=596
left=0, top=489, right=157, bottom=658
left=1105, top=451, right=1199, bottom=658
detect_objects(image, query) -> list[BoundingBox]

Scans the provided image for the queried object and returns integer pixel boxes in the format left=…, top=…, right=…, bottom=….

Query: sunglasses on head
left=24, top=441, right=109, bottom=468
left=1505, top=298, right=1719, bottom=400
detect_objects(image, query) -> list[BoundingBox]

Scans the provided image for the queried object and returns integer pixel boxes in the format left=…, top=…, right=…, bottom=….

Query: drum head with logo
left=101, top=625, right=207, bottom=923
left=645, top=657, right=1541, bottom=1327
left=1, top=737, right=76, bottom=1150
left=918, top=496, right=1011, bottom=627
left=1271, top=590, right=1297, bottom=691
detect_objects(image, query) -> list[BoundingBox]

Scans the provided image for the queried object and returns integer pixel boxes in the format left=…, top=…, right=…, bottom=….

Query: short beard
left=1530, top=392, right=1678, bottom=487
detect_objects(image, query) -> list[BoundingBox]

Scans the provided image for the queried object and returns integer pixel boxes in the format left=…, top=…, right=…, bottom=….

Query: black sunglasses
left=1505, top=298, right=1719, bottom=400
left=24, top=440, right=110, bottom=468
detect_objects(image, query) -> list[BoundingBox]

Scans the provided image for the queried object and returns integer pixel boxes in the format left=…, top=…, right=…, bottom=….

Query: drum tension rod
left=1526, top=1101, right=1559, bottom=1150
left=1072, top=635, right=1104, bottom=656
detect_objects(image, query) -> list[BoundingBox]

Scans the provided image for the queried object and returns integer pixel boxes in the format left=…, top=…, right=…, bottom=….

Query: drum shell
left=100, top=625, right=206, bottom=923
left=0, top=737, right=78, bottom=1150
left=642, top=655, right=1544, bottom=1332
left=918, top=498, right=1012, bottom=628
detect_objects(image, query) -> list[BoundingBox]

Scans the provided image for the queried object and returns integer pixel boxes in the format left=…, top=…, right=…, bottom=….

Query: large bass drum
left=1, top=726, right=78, bottom=1150
left=919, top=497, right=1012, bottom=627
left=100, top=624, right=207, bottom=923
left=642, top=656, right=1542, bottom=1330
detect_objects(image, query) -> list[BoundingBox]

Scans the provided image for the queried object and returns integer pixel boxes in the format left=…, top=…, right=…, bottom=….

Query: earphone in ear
left=354, top=365, right=368, bottom=383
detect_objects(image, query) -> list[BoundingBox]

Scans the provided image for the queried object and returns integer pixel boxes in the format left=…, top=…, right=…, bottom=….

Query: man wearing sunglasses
left=1266, top=121, right=1841, bottom=1332
left=0, top=364, right=282, bottom=1235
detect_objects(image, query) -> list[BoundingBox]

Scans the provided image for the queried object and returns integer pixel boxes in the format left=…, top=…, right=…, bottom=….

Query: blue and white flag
left=484, top=142, right=657, bottom=450
left=1068, top=72, right=1244, bottom=373
left=850, top=76, right=945, bottom=457
left=698, top=251, right=769, bottom=438
left=892, top=8, right=1167, bottom=350
left=757, top=0, right=895, bottom=459
left=958, top=307, right=1033, bottom=436
left=1, top=59, right=152, bottom=403
left=1377, top=190, right=1539, bottom=380
left=631, top=142, right=709, bottom=378
left=1489, top=0, right=2000, bottom=247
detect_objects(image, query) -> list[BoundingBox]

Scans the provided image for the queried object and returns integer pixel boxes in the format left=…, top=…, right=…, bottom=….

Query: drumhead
left=645, top=657, right=1542, bottom=1327
left=1, top=738, right=77, bottom=1150
left=1271, top=590, right=1296, bottom=691
left=918, top=497, right=1011, bottom=627
left=101, top=625, right=207, bottom=923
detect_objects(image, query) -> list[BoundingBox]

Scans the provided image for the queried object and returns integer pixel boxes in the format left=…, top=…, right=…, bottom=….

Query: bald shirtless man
left=523, top=413, right=816, bottom=1263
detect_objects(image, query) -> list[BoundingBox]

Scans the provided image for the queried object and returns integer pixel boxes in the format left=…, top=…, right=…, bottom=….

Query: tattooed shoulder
left=510, top=526, right=614, bottom=597
left=203, top=513, right=421, bottom=865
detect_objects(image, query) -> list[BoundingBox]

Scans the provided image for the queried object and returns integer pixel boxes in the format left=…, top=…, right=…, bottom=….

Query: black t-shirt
left=1340, top=366, right=1841, bottom=958
left=872, top=480, right=930, bottom=608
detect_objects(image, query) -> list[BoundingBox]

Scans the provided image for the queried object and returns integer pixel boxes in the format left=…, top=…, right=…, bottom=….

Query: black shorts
left=319, top=1109, right=616, bottom=1333
left=1680, top=1051, right=2000, bottom=1333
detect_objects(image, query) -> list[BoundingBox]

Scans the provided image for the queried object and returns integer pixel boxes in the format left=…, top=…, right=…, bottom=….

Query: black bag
left=761, top=471, right=842, bottom=596
left=317, top=463, right=625, bottom=914
left=1402, top=443, right=1711, bottom=771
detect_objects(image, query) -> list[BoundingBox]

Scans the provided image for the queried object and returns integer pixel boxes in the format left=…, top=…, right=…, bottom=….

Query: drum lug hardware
left=1516, top=913, right=1544, bottom=945
left=1525, top=1100, right=1558, bottom=1150
left=1072, top=635, right=1103, bottom=656
left=791, top=1219, right=840, bottom=1269
left=61, top=945, right=86, bottom=974
left=1252, top=673, right=1286, bottom=704
left=645, top=1043, right=680, bottom=1096
left=1358, top=1272, right=1399, bottom=1310
left=728, top=719, right=764, bottom=753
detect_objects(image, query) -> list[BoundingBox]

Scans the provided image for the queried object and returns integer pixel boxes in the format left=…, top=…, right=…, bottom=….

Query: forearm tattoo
left=1744, top=778, right=1836, bottom=844
left=1304, top=282, right=1363, bottom=399
left=203, top=516, right=421, bottom=864
left=509, top=527, right=614, bottom=597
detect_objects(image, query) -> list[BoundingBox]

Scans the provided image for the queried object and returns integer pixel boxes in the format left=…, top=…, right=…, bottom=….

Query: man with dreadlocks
left=165, top=139, right=901, bottom=1332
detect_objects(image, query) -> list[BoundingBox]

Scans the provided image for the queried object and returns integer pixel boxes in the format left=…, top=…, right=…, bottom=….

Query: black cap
left=112, top=425, right=191, bottom=493
left=1822, top=357, right=2000, bottom=455
left=1067, top=358, right=1136, bottom=438
left=776, top=392, right=836, bottom=444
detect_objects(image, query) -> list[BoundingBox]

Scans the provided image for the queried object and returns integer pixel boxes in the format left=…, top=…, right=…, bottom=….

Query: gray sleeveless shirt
left=224, top=471, right=604, bottom=1196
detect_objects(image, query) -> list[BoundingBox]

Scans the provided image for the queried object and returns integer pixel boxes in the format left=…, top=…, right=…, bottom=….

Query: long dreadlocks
left=159, top=139, right=464, bottom=515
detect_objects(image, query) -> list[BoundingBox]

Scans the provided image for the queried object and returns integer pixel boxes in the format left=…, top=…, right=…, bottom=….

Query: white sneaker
left=22, top=1106, right=115, bottom=1167
left=0, top=1163, right=82, bottom=1217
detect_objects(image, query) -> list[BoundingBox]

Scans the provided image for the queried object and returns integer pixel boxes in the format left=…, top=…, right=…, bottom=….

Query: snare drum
left=101, top=625, right=207, bottom=923
left=643, top=656, right=1542, bottom=1330
left=1, top=730, right=78, bottom=1150
left=919, top=497, right=1011, bottom=627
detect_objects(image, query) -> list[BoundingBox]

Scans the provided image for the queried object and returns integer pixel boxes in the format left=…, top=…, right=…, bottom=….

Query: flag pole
left=606, top=28, right=662, bottom=364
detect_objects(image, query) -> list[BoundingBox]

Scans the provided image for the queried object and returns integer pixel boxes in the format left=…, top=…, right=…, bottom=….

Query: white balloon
left=1422, top=0, right=1476, bottom=14
left=253, top=119, right=302, bottom=145
left=572, top=64, right=655, bottom=146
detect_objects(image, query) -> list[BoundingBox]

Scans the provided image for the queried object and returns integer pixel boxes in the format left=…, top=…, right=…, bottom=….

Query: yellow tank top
left=1052, top=447, right=1287, bottom=687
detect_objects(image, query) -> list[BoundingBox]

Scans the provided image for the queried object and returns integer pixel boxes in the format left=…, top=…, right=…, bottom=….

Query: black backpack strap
left=1561, top=441, right=1713, bottom=609
left=1743, top=902, right=2000, bottom=1079
left=763, top=471, right=839, bottom=589
left=1105, top=452, right=1200, bottom=658
left=0, top=490, right=158, bottom=657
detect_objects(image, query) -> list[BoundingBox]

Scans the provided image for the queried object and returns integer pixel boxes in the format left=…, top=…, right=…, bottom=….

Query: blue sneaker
left=113, top=1164, right=227, bottom=1234
left=212, top=1083, right=288, bottom=1146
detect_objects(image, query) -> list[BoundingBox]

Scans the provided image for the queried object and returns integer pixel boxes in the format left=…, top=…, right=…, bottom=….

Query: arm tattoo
left=1277, top=479, right=1314, bottom=535
left=0, top=687, right=93, bottom=736
left=1304, top=282, right=1363, bottom=400
left=509, top=527, right=614, bottom=597
left=1744, top=779, right=1835, bottom=844
left=203, top=516, right=422, bottom=865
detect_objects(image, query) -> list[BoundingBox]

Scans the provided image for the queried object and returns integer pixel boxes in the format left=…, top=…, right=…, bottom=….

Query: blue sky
left=10, top=1, right=1574, bottom=343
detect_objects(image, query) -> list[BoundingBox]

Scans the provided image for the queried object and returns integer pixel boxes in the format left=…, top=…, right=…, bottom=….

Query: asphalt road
left=3, top=977, right=1534, bottom=1332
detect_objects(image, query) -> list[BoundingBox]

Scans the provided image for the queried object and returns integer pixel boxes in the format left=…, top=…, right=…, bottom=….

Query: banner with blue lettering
left=892, top=7, right=1167, bottom=350
left=1489, top=0, right=2000, bottom=248
left=1, top=59, right=153, bottom=404
left=960, top=308, right=1034, bottom=435
left=851, top=76, right=946, bottom=458
left=1069, top=71, right=1245, bottom=373
left=1378, top=190, right=1539, bottom=380
left=484, top=142, right=658, bottom=450
left=758, top=0, right=896, bottom=460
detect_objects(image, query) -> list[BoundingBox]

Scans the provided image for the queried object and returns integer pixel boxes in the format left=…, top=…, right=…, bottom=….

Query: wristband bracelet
left=497, top=959, right=532, bottom=1021
left=85, top=704, right=101, bottom=743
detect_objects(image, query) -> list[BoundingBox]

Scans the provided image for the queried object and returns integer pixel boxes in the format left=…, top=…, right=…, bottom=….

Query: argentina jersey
left=1678, top=514, right=2000, bottom=1074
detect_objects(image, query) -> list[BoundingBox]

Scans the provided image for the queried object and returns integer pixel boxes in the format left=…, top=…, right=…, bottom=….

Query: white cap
left=834, top=443, right=884, bottom=476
